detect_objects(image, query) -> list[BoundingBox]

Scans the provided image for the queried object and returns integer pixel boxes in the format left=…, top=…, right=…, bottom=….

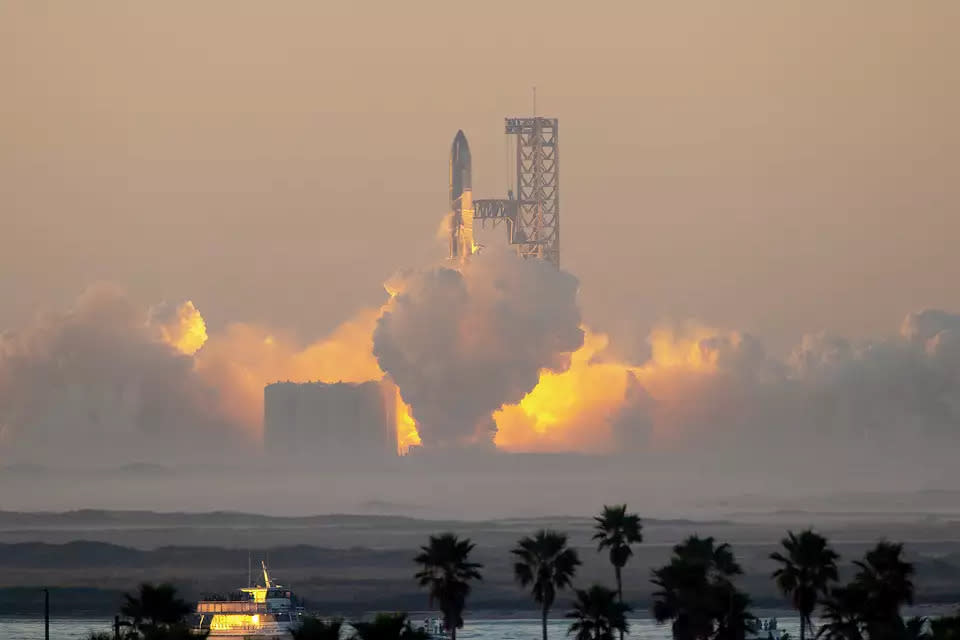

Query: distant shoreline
left=1, top=510, right=959, bottom=621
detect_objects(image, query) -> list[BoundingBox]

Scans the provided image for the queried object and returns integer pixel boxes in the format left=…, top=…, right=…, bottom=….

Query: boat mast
left=261, top=560, right=273, bottom=588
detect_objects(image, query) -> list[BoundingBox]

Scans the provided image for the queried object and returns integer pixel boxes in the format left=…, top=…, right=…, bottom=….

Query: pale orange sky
left=2, top=2, right=958, bottom=355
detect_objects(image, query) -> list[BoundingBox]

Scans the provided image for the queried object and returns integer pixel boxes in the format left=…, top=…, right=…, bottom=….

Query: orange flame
left=493, top=328, right=635, bottom=452
left=494, top=322, right=734, bottom=452
left=178, top=284, right=423, bottom=449
left=156, top=290, right=737, bottom=456
left=157, top=301, right=208, bottom=356
left=394, top=386, right=421, bottom=455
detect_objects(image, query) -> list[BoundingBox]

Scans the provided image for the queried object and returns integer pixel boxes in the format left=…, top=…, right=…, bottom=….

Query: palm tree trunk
left=615, top=566, right=624, bottom=640
left=542, top=603, right=549, bottom=640
left=443, top=610, right=456, bottom=640
left=799, top=616, right=805, bottom=640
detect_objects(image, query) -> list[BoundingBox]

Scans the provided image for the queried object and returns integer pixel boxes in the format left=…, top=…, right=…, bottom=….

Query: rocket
left=449, top=130, right=475, bottom=263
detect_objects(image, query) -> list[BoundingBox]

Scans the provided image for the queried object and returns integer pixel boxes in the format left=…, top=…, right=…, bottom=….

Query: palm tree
left=566, top=585, right=630, bottom=640
left=414, top=533, right=483, bottom=640
left=853, top=541, right=915, bottom=640
left=651, top=560, right=711, bottom=640
left=290, top=617, right=344, bottom=640
left=512, top=529, right=582, bottom=640
left=120, top=583, right=193, bottom=635
left=713, top=586, right=757, bottom=640
left=770, top=529, right=840, bottom=640
left=816, top=585, right=867, bottom=640
left=350, top=613, right=430, bottom=640
left=651, top=536, right=745, bottom=640
left=593, top=504, right=643, bottom=636
left=929, top=610, right=960, bottom=640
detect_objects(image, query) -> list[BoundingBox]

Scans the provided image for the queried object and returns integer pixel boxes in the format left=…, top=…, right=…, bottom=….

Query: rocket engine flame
left=373, top=249, right=583, bottom=448
left=5, top=272, right=960, bottom=465
left=0, top=246, right=810, bottom=464
left=493, top=322, right=745, bottom=452
left=148, top=266, right=737, bottom=455
left=493, top=327, right=634, bottom=452
left=394, top=386, right=421, bottom=455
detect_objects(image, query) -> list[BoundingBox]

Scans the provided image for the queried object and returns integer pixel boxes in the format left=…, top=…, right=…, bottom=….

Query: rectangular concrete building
left=264, top=380, right=397, bottom=460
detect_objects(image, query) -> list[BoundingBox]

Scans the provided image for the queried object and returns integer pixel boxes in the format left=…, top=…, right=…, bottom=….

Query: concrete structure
left=264, top=380, right=396, bottom=460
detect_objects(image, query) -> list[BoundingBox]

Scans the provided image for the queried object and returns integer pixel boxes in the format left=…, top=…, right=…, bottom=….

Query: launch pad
left=449, top=117, right=560, bottom=268
left=265, top=117, right=565, bottom=462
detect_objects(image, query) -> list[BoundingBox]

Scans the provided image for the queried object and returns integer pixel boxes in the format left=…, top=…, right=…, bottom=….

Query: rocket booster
left=449, top=130, right=475, bottom=263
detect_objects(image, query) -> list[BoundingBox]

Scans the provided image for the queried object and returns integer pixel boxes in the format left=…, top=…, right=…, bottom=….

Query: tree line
left=408, top=504, right=960, bottom=640
left=91, top=504, right=960, bottom=640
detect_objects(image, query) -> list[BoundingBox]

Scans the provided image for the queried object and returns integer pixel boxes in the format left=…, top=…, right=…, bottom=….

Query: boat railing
left=197, top=601, right=271, bottom=614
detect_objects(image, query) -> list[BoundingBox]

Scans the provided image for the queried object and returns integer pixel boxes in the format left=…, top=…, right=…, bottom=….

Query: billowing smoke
left=0, top=283, right=415, bottom=465
left=4, top=259, right=960, bottom=472
left=0, top=285, right=235, bottom=465
left=373, top=249, right=584, bottom=447
left=191, top=307, right=386, bottom=436
left=776, top=310, right=960, bottom=443
left=498, top=310, right=960, bottom=465
left=493, top=329, right=653, bottom=453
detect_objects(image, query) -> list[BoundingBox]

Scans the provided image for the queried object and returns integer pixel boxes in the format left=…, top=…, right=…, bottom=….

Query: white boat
left=414, top=616, right=448, bottom=639
left=194, top=561, right=304, bottom=639
left=747, top=617, right=789, bottom=640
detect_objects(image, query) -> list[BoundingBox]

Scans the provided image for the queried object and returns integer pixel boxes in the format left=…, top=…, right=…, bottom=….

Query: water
left=456, top=618, right=803, bottom=640
left=0, top=617, right=112, bottom=640
left=0, top=616, right=805, bottom=640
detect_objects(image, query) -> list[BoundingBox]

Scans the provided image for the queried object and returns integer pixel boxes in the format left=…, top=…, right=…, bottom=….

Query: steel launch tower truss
left=474, top=117, right=560, bottom=268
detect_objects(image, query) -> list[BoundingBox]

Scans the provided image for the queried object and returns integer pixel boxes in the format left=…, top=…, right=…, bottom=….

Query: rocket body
left=449, top=130, right=475, bottom=263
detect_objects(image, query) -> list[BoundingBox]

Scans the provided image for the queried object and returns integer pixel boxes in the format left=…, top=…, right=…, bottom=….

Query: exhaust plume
left=493, top=328, right=646, bottom=452
left=191, top=308, right=386, bottom=435
left=0, top=286, right=232, bottom=464
left=4, top=255, right=960, bottom=469
left=497, top=310, right=960, bottom=460
left=373, top=249, right=584, bottom=447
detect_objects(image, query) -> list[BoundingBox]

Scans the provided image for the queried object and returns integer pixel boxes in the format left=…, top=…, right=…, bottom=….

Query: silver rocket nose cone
left=451, top=130, right=471, bottom=165
left=450, top=130, right=472, bottom=196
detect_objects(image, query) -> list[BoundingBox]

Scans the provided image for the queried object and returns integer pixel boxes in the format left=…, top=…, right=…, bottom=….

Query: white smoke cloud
left=610, top=310, right=960, bottom=461
left=373, top=250, right=584, bottom=447
left=0, top=285, right=238, bottom=465
left=3, top=266, right=960, bottom=480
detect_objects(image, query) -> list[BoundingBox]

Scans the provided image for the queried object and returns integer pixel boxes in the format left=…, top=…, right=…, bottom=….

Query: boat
left=193, top=561, right=304, bottom=639
left=414, top=616, right=448, bottom=639
left=747, top=617, right=789, bottom=640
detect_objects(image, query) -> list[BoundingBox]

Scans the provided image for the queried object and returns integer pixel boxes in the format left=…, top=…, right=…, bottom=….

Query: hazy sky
left=3, top=2, right=958, bottom=355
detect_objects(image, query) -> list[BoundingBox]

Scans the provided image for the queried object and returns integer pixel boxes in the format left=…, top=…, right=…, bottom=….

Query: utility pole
left=43, top=587, right=49, bottom=640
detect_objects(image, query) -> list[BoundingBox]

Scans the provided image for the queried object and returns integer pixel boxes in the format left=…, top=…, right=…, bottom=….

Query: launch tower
left=450, top=117, right=560, bottom=268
